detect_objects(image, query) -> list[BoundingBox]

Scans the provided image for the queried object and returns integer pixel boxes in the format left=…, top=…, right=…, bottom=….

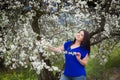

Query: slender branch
left=91, top=30, right=120, bottom=45
left=110, top=29, right=120, bottom=36
left=91, top=36, right=108, bottom=45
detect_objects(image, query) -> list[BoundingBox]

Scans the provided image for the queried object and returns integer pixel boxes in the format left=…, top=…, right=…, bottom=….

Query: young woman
left=48, top=29, right=90, bottom=80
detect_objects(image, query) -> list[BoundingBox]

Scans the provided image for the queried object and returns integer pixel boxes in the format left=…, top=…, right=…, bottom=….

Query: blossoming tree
left=0, top=0, right=120, bottom=80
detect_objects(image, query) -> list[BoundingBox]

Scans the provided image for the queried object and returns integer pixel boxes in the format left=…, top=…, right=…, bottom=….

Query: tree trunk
left=37, top=53, right=60, bottom=80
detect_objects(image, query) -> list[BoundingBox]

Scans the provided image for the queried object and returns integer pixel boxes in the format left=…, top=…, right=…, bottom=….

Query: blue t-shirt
left=63, top=40, right=89, bottom=77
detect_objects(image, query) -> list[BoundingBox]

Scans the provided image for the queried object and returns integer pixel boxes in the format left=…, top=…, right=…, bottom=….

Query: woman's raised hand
left=75, top=52, right=81, bottom=60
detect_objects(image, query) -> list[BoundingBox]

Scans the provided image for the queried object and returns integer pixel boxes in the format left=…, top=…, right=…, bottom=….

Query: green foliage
left=86, top=58, right=105, bottom=80
left=105, top=46, right=120, bottom=69
left=86, top=43, right=120, bottom=80
left=0, top=68, right=37, bottom=80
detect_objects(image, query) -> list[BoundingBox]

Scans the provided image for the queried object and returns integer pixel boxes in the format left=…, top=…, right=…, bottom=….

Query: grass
left=105, top=46, right=120, bottom=69
left=0, top=68, right=38, bottom=80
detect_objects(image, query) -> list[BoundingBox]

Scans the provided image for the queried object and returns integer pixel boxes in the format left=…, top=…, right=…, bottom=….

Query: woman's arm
left=76, top=53, right=89, bottom=66
left=48, top=45, right=64, bottom=53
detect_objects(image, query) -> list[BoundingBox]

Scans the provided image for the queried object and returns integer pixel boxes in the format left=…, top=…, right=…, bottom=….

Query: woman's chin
left=76, top=39, right=81, bottom=42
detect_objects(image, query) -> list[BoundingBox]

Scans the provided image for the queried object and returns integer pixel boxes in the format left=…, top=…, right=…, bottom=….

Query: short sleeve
left=81, top=48, right=89, bottom=59
left=64, top=40, right=73, bottom=51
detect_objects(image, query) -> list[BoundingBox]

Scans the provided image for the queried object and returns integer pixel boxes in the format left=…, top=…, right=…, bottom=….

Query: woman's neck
left=74, top=40, right=81, bottom=46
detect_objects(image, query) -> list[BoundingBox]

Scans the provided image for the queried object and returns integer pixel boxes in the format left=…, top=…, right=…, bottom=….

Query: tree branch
left=90, top=15, right=105, bottom=38
left=91, top=36, right=108, bottom=45
left=91, top=29, right=120, bottom=46
left=31, top=8, right=49, bottom=34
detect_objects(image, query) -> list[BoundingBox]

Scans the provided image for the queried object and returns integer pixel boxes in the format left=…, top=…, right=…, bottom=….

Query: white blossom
left=12, top=63, right=17, bottom=69
left=0, top=38, right=2, bottom=42
left=29, top=56, right=37, bottom=61
left=0, top=0, right=119, bottom=76
left=11, top=58, right=17, bottom=62
left=19, top=61, right=24, bottom=66
left=10, top=44, right=16, bottom=50
left=51, top=66, right=61, bottom=72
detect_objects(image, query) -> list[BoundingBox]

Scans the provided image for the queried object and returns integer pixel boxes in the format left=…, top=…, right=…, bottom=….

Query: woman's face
left=75, top=30, right=84, bottom=42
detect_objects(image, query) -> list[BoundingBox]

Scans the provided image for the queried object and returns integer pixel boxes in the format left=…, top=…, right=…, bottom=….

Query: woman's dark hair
left=72, top=29, right=90, bottom=55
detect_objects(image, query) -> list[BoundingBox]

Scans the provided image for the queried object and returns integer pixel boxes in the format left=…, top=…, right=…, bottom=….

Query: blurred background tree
left=0, top=0, right=120, bottom=80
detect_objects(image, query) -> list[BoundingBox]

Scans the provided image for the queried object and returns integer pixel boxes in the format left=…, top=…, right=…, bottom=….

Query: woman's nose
left=77, top=33, right=81, bottom=36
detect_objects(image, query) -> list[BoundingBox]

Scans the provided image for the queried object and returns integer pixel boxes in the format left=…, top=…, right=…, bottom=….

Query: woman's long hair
left=72, top=29, right=90, bottom=55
